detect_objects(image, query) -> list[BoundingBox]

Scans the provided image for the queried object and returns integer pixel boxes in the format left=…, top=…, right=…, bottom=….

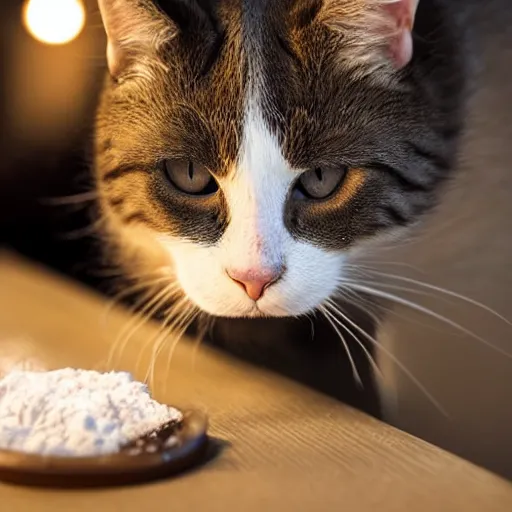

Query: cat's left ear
left=316, top=0, right=420, bottom=70
left=97, top=0, right=175, bottom=79
left=380, top=0, right=420, bottom=69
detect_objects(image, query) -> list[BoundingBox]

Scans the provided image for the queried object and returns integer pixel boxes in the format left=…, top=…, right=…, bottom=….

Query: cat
left=93, top=0, right=465, bottom=413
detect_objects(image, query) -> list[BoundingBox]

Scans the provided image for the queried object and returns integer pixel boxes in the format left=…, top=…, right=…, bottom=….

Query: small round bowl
left=0, top=409, right=208, bottom=488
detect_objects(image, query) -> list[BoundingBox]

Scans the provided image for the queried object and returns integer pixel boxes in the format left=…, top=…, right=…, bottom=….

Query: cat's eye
left=163, top=159, right=218, bottom=196
left=296, top=166, right=347, bottom=200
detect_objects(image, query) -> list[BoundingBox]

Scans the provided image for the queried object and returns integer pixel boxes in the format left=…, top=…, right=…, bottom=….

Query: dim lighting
left=23, top=0, right=86, bottom=45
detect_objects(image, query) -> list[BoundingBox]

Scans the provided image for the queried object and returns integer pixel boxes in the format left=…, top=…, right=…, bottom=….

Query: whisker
left=334, top=286, right=383, bottom=326
left=342, top=268, right=445, bottom=330
left=108, top=283, right=180, bottom=368
left=353, top=269, right=512, bottom=327
left=163, top=307, right=200, bottom=394
left=350, top=261, right=425, bottom=273
left=102, top=276, right=170, bottom=326
left=40, top=191, right=98, bottom=206
left=104, top=286, right=159, bottom=368
left=342, top=279, right=486, bottom=336
left=166, top=306, right=199, bottom=369
left=323, top=301, right=384, bottom=382
left=342, top=279, right=438, bottom=302
left=56, top=216, right=106, bottom=241
left=347, top=284, right=512, bottom=359
left=144, top=296, right=190, bottom=386
left=306, top=313, right=316, bottom=341
left=318, top=305, right=363, bottom=388
left=135, top=293, right=189, bottom=383
left=143, top=305, right=182, bottom=385
left=340, top=282, right=446, bottom=334
left=115, top=281, right=176, bottom=330
left=341, top=265, right=376, bottom=280
left=206, top=316, right=216, bottom=340
left=326, top=298, right=449, bottom=417
left=191, top=314, right=212, bottom=373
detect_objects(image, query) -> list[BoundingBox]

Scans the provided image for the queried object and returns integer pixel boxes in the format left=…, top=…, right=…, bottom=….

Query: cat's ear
left=317, top=0, right=420, bottom=70
left=379, top=0, right=419, bottom=68
left=97, top=0, right=175, bottom=78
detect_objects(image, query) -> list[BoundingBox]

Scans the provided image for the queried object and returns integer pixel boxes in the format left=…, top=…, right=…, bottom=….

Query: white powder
left=0, top=369, right=182, bottom=457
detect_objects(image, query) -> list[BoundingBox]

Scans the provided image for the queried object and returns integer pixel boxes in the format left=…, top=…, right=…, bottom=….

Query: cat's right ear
left=97, top=0, right=175, bottom=79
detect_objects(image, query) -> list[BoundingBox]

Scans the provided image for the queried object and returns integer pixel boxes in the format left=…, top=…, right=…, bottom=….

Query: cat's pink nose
left=227, top=267, right=284, bottom=301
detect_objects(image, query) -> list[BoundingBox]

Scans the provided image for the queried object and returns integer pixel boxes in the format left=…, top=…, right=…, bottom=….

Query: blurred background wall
left=374, top=2, right=512, bottom=479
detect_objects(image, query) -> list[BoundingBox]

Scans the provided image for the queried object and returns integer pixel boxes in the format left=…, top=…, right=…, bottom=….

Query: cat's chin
left=213, top=309, right=284, bottom=320
left=194, top=300, right=314, bottom=320
left=183, top=286, right=327, bottom=320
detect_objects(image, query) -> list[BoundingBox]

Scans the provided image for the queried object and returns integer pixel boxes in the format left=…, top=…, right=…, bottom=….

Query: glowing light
left=23, top=0, right=86, bottom=45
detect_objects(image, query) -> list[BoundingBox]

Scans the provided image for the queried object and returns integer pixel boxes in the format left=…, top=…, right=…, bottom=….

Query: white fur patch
left=159, top=101, right=344, bottom=318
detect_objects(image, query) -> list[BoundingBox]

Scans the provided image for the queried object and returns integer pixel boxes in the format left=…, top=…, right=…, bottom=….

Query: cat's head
left=95, top=0, right=463, bottom=318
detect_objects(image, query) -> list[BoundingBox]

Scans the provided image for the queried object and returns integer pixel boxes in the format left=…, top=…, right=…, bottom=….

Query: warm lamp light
left=23, top=0, right=86, bottom=45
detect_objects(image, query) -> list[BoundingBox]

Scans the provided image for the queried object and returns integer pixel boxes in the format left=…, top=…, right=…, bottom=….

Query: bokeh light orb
left=23, top=0, right=86, bottom=45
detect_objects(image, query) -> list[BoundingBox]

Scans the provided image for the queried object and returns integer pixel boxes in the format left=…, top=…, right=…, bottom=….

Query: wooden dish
left=0, top=409, right=208, bottom=488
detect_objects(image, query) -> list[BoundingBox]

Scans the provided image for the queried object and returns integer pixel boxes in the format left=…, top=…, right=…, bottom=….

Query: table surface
left=0, top=250, right=511, bottom=511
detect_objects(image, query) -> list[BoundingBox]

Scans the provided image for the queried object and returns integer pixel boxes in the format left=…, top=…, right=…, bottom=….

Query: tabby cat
left=94, top=0, right=465, bottom=410
left=83, top=0, right=512, bottom=478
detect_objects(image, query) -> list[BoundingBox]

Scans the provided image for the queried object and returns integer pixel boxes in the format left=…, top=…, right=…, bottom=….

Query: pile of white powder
left=0, top=368, right=182, bottom=457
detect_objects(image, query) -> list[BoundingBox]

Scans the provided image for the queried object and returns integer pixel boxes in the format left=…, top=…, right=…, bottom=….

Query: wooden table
left=0, top=251, right=511, bottom=511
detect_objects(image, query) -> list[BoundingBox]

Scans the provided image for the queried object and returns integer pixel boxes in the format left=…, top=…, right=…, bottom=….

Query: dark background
left=0, top=0, right=105, bottom=280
